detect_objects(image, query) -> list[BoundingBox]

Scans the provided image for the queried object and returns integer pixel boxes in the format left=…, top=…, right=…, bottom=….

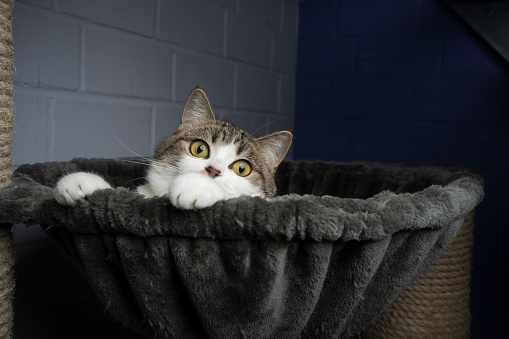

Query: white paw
left=53, top=172, right=112, bottom=206
left=169, top=174, right=228, bottom=210
left=171, top=188, right=219, bottom=210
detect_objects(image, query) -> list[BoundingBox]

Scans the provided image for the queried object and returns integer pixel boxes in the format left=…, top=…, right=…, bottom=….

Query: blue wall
left=295, top=0, right=509, bottom=337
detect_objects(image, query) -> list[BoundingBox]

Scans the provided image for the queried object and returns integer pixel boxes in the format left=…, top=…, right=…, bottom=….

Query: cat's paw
left=54, top=172, right=112, bottom=206
left=171, top=188, right=219, bottom=210
left=169, top=174, right=227, bottom=210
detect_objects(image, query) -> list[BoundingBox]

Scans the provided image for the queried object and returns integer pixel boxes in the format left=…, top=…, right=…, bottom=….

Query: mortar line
left=79, top=26, right=86, bottom=91
left=171, top=52, right=177, bottom=102
left=155, top=0, right=161, bottom=40
left=223, top=9, right=228, bottom=57
left=233, top=64, right=238, bottom=109
left=150, top=107, right=157, bottom=153
left=47, top=98, right=56, bottom=161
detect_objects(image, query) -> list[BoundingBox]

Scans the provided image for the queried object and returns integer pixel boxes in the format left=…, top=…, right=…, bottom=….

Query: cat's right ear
left=256, top=131, right=293, bottom=174
left=178, top=88, right=216, bottom=129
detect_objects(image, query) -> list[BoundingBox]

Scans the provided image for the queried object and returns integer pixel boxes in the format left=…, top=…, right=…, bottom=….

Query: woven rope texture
left=0, top=0, right=14, bottom=338
left=365, top=211, right=474, bottom=339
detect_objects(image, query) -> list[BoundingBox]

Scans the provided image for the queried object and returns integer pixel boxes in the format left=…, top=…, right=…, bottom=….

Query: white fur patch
left=54, top=172, right=111, bottom=206
left=54, top=142, right=262, bottom=210
left=137, top=141, right=261, bottom=209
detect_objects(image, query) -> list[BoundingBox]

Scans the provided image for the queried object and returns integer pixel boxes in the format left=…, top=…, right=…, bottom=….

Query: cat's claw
left=171, top=190, right=217, bottom=210
left=54, top=172, right=112, bottom=206
left=169, top=175, right=225, bottom=210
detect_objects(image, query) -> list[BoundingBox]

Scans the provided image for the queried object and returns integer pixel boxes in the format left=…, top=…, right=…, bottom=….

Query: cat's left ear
left=256, top=131, right=293, bottom=173
left=179, top=87, right=216, bottom=129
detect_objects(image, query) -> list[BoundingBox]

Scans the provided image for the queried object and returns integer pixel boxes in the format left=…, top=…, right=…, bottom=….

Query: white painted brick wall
left=58, top=0, right=156, bottom=37
left=53, top=99, right=153, bottom=160
left=236, top=65, right=279, bottom=111
left=12, top=0, right=299, bottom=166
left=14, top=6, right=80, bottom=89
left=17, top=0, right=52, bottom=9
left=11, top=92, right=51, bottom=164
left=211, top=0, right=236, bottom=10
left=159, top=0, right=224, bottom=55
left=174, top=52, right=235, bottom=106
left=226, top=12, right=272, bottom=67
left=282, top=0, right=299, bottom=37
left=84, top=28, right=174, bottom=98
left=238, top=0, right=282, bottom=29
left=155, top=106, right=182, bottom=145
left=273, top=32, right=298, bottom=75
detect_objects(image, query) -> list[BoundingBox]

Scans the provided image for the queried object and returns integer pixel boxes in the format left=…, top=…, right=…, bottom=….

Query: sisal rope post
left=0, top=0, right=15, bottom=338
left=364, top=211, right=475, bottom=339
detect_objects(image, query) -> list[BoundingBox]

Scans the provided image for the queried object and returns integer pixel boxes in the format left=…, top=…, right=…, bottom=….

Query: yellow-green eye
left=189, top=140, right=209, bottom=158
left=230, top=160, right=252, bottom=177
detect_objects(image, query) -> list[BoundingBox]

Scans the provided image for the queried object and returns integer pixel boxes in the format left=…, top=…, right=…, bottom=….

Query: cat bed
left=0, top=158, right=484, bottom=338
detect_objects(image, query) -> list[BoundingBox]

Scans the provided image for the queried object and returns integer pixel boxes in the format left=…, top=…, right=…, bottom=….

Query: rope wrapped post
left=365, top=211, right=475, bottom=339
left=0, top=0, right=15, bottom=338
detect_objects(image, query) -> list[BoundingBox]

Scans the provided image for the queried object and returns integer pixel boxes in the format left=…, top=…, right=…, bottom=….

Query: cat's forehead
left=209, top=121, right=249, bottom=139
left=156, top=120, right=259, bottom=161
left=211, top=142, right=239, bottom=160
left=184, top=121, right=254, bottom=148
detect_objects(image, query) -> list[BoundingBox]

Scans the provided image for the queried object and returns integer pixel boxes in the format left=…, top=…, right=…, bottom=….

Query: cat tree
left=0, top=1, right=482, bottom=338
left=2, top=159, right=483, bottom=338
left=0, top=0, right=14, bottom=338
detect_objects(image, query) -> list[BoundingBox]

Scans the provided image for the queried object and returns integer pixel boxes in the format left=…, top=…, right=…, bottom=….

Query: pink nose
left=205, top=166, right=221, bottom=178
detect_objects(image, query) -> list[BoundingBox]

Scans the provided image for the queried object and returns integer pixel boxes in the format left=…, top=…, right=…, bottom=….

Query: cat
left=53, top=88, right=293, bottom=210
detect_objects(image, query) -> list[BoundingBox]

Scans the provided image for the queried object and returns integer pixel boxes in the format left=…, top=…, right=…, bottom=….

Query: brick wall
left=296, top=0, right=509, bottom=337
left=10, top=1, right=298, bottom=337
left=12, top=0, right=298, bottom=165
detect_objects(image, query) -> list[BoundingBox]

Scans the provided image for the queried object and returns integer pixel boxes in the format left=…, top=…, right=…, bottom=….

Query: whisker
left=121, top=176, right=146, bottom=186
left=150, top=160, right=184, bottom=172
left=107, top=127, right=185, bottom=173
left=107, top=127, right=153, bottom=162
left=116, top=158, right=184, bottom=173
left=251, top=116, right=287, bottom=136
left=116, top=159, right=151, bottom=167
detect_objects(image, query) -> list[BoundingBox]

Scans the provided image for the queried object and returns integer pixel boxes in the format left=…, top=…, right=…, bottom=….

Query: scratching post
left=365, top=211, right=474, bottom=339
left=0, top=0, right=15, bottom=338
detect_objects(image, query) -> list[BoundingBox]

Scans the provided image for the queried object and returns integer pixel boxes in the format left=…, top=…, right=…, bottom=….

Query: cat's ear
left=179, top=88, right=216, bottom=129
left=256, top=131, right=293, bottom=173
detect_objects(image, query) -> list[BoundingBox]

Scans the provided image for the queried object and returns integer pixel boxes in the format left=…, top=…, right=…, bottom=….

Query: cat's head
left=151, top=88, right=293, bottom=199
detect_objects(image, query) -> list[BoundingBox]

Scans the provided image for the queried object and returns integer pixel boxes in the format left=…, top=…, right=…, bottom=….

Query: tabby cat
left=54, top=88, right=293, bottom=209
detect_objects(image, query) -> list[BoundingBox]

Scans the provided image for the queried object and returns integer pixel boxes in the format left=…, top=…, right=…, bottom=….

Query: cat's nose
left=205, top=166, right=221, bottom=178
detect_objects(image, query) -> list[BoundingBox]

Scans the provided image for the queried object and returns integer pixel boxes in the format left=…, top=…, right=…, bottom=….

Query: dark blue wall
left=295, top=0, right=509, bottom=337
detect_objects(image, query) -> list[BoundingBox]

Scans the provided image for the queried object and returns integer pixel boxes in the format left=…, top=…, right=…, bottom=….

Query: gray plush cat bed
left=0, top=158, right=484, bottom=338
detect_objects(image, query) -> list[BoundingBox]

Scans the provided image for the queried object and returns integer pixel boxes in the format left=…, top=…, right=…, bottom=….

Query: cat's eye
left=230, top=160, right=252, bottom=177
left=189, top=140, right=209, bottom=158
